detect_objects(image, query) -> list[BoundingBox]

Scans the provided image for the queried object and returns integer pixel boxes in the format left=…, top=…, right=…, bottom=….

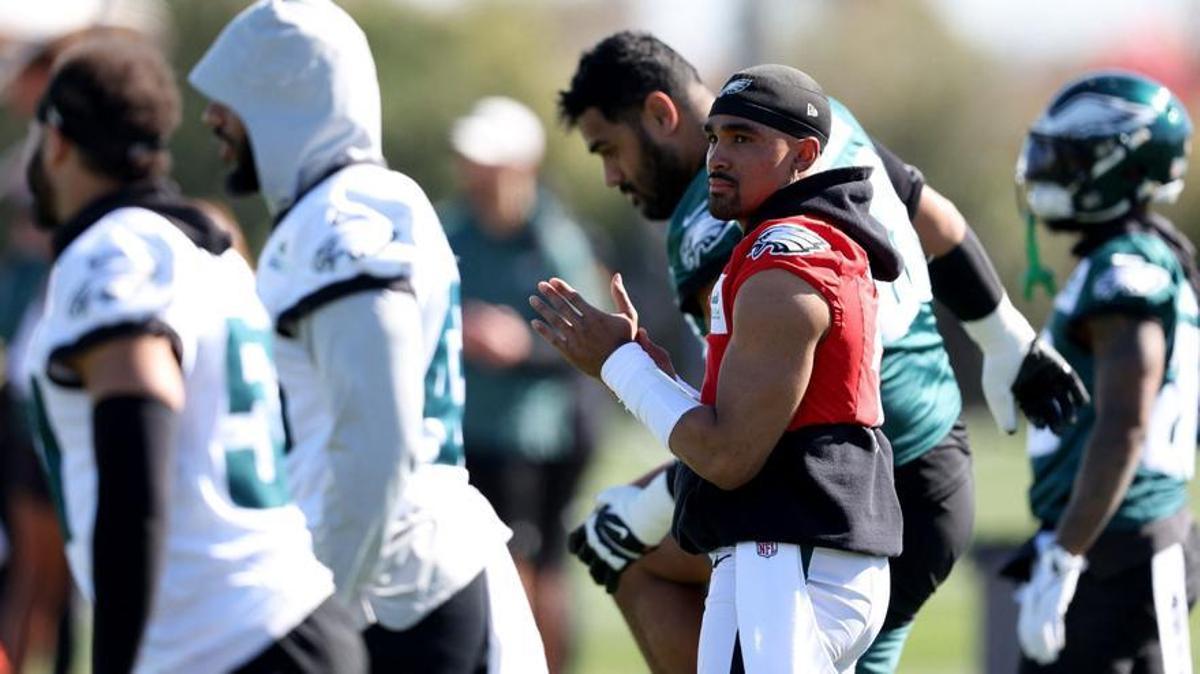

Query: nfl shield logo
left=756, top=542, right=778, bottom=558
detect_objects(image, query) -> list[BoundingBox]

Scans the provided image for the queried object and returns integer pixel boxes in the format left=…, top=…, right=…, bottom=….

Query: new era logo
left=806, top=103, right=819, bottom=118
left=756, top=541, right=778, bottom=558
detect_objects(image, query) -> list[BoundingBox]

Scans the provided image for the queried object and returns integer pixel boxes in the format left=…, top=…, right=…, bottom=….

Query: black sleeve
left=871, top=139, right=925, bottom=220
left=276, top=274, right=413, bottom=338
left=927, top=227, right=1006, bottom=321
left=91, top=395, right=177, bottom=674
left=47, top=321, right=183, bottom=388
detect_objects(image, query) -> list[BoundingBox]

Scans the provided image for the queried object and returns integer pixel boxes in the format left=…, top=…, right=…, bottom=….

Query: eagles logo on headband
left=709, top=64, right=831, bottom=144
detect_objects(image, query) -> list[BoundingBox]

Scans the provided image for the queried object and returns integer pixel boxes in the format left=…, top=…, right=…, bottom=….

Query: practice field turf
left=569, top=408, right=1200, bottom=674
left=26, top=408, right=1200, bottom=674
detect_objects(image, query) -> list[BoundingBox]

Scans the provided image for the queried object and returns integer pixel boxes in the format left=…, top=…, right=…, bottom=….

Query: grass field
left=30, top=407, right=1200, bottom=673
left=566, top=407, right=1200, bottom=674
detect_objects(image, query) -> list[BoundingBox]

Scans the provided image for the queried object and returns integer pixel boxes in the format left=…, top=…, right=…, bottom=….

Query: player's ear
left=792, top=136, right=821, bottom=176
left=641, top=91, right=681, bottom=140
left=43, top=126, right=72, bottom=167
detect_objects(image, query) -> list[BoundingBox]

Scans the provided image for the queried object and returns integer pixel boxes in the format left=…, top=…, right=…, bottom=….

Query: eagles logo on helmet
left=1016, top=70, right=1192, bottom=228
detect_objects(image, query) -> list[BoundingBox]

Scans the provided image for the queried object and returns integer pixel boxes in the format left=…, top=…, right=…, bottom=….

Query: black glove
left=567, top=501, right=650, bottom=594
left=1011, top=339, right=1090, bottom=434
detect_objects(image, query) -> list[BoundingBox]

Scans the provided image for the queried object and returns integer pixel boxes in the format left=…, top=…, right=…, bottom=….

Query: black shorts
left=1019, top=524, right=1200, bottom=674
left=883, top=419, right=975, bottom=629
left=467, top=450, right=588, bottom=569
left=363, top=571, right=490, bottom=674
left=232, top=598, right=366, bottom=674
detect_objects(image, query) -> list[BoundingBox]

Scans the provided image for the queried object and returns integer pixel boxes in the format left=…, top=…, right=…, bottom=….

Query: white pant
left=698, top=542, right=890, bottom=674
left=1152, top=542, right=1192, bottom=674
left=483, top=541, right=548, bottom=674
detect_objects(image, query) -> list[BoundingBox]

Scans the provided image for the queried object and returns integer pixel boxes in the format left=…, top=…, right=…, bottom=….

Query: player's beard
left=224, top=133, right=261, bottom=196
left=628, top=126, right=697, bottom=220
left=707, top=173, right=741, bottom=221
left=25, top=142, right=60, bottom=231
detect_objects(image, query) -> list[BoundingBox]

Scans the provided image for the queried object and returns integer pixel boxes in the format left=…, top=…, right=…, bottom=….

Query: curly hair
left=558, top=31, right=701, bottom=127
left=39, top=34, right=180, bottom=181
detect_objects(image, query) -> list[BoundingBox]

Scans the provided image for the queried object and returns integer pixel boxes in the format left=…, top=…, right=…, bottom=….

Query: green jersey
left=1028, top=230, right=1198, bottom=529
left=665, top=98, right=960, bottom=465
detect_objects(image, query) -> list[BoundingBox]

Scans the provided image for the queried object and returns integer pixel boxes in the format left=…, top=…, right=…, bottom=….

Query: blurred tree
left=167, top=0, right=610, bottom=248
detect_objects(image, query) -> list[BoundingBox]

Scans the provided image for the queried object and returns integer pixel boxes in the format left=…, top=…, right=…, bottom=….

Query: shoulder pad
left=257, top=167, right=427, bottom=323
left=41, top=208, right=190, bottom=378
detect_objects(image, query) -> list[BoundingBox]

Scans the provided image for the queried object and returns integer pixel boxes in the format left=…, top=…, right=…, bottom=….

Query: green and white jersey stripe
left=1028, top=231, right=1198, bottom=529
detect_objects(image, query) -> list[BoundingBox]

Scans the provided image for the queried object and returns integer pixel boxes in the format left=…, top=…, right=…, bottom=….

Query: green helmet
left=1017, top=70, right=1193, bottom=226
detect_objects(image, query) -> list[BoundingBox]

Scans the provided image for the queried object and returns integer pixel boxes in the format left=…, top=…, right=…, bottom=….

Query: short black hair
left=39, top=35, right=180, bottom=181
left=558, top=31, right=702, bottom=127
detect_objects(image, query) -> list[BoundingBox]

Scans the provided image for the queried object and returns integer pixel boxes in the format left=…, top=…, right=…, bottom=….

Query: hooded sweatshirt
left=190, top=0, right=383, bottom=218
left=189, top=0, right=510, bottom=631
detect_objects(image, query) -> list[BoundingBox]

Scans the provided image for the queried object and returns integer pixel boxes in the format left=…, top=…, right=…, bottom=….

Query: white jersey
left=27, top=206, right=333, bottom=674
left=258, top=162, right=510, bottom=629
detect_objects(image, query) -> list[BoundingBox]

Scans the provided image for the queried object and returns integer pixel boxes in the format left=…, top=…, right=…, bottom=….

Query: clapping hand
left=529, top=274, right=639, bottom=378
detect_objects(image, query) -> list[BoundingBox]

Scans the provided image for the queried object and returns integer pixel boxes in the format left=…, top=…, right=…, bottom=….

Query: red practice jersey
left=701, top=216, right=883, bottom=429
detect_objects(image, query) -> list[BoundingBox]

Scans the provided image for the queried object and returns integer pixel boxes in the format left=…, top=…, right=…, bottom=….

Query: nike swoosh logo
left=712, top=553, right=731, bottom=569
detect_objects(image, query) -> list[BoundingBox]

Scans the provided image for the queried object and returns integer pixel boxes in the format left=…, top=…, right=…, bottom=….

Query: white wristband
left=961, top=293, right=1037, bottom=353
left=601, top=343, right=702, bottom=449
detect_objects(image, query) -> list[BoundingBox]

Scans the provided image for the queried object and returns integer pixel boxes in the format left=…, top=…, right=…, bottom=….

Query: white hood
left=188, top=0, right=384, bottom=216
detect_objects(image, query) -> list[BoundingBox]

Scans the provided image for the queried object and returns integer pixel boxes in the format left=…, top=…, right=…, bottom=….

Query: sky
left=646, top=0, right=1197, bottom=67
left=400, top=0, right=1200, bottom=82
left=930, top=0, right=1197, bottom=63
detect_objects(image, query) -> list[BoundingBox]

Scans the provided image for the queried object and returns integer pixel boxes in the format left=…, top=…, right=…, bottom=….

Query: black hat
left=709, top=65, right=830, bottom=143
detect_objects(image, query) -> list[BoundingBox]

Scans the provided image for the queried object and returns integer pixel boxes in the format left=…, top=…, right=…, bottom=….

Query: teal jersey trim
left=28, top=378, right=72, bottom=541
left=425, top=281, right=466, bottom=466
left=1029, top=231, right=1197, bottom=529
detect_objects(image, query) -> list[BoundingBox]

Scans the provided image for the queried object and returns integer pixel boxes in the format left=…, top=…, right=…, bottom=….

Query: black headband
left=709, top=65, right=831, bottom=143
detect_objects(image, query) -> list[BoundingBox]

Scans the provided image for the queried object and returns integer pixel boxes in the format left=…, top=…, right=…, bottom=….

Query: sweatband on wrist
left=601, top=343, right=701, bottom=449
left=961, top=294, right=1037, bottom=354
left=928, top=227, right=1005, bottom=321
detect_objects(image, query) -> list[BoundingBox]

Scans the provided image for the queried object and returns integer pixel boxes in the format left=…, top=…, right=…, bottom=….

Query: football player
left=556, top=31, right=1086, bottom=672
left=1008, top=70, right=1200, bottom=673
left=23, top=36, right=363, bottom=673
left=533, top=64, right=903, bottom=673
left=189, top=1, right=546, bottom=671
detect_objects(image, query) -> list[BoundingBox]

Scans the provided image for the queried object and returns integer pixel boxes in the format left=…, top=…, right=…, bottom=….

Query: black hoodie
left=744, top=166, right=903, bottom=283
